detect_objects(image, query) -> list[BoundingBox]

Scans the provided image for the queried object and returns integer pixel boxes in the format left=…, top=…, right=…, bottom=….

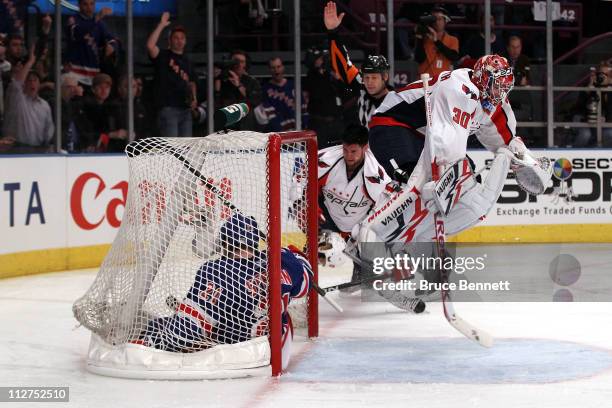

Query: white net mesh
left=73, top=132, right=313, bottom=364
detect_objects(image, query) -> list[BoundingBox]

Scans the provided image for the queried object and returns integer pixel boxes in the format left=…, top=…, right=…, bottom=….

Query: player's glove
left=506, top=137, right=552, bottom=195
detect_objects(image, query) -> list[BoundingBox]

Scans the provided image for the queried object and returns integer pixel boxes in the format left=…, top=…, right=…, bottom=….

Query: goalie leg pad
left=430, top=151, right=510, bottom=237
left=355, top=187, right=429, bottom=244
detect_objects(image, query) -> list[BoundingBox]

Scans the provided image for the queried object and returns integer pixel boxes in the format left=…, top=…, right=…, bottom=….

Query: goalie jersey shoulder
left=318, top=145, right=344, bottom=179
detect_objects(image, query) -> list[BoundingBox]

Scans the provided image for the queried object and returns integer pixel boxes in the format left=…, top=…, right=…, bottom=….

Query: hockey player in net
left=353, top=54, right=552, bottom=251
left=310, top=124, right=424, bottom=313
left=131, top=213, right=313, bottom=371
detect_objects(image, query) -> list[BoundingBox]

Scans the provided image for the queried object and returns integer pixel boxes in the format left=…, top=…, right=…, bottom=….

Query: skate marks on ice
left=286, top=337, right=612, bottom=384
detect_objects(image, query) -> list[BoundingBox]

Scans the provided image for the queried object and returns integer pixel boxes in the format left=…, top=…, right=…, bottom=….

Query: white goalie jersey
left=371, top=69, right=519, bottom=194
left=374, top=68, right=516, bottom=171
left=318, top=145, right=391, bottom=233
left=356, top=69, right=551, bottom=245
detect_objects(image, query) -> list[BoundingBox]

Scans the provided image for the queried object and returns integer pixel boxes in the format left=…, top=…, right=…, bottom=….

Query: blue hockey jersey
left=64, top=13, right=118, bottom=85
left=138, top=248, right=312, bottom=352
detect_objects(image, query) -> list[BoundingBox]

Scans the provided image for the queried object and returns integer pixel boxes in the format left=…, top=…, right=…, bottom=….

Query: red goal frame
left=267, top=131, right=318, bottom=376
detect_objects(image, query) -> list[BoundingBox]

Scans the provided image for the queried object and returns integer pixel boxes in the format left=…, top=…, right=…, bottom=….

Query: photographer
left=217, top=49, right=261, bottom=131
left=414, top=6, right=459, bottom=78
left=572, top=62, right=611, bottom=147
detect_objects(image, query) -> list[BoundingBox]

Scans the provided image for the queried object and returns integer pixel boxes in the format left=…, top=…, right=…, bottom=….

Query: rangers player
left=132, top=213, right=313, bottom=371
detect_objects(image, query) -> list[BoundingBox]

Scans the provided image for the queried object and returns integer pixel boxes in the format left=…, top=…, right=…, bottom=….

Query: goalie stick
left=421, top=73, right=493, bottom=348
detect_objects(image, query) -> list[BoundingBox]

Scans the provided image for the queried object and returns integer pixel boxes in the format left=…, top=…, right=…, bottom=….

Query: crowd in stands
left=0, top=0, right=610, bottom=153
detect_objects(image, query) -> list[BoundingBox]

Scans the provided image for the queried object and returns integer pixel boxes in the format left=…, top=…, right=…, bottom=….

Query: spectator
left=0, top=1, right=25, bottom=36
left=240, top=0, right=269, bottom=28
left=572, top=62, right=611, bottom=147
left=5, top=33, right=24, bottom=66
left=394, top=3, right=429, bottom=60
left=33, top=15, right=55, bottom=102
left=2, top=46, right=54, bottom=153
left=303, top=46, right=345, bottom=148
left=147, top=12, right=197, bottom=138
left=503, top=35, right=533, bottom=143
left=414, top=6, right=459, bottom=77
left=218, top=49, right=261, bottom=130
left=505, top=35, right=530, bottom=86
left=112, top=74, right=151, bottom=141
left=57, top=73, right=85, bottom=152
left=459, top=15, right=505, bottom=68
left=0, top=41, right=11, bottom=128
left=80, top=73, right=126, bottom=152
left=64, top=0, right=119, bottom=86
left=254, top=56, right=300, bottom=131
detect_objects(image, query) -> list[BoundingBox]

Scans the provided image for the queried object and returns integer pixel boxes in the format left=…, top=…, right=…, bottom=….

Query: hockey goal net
left=73, top=131, right=318, bottom=379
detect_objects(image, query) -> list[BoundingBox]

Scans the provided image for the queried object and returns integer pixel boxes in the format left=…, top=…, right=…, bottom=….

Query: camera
left=215, top=59, right=240, bottom=81
left=416, top=14, right=437, bottom=36
left=595, top=71, right=607, bottom=87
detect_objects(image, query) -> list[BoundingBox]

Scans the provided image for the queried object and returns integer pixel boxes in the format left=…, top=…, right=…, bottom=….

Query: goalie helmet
left=471, top=54, right=514, bottom=106
left=318, top=230, right=349, bottom=268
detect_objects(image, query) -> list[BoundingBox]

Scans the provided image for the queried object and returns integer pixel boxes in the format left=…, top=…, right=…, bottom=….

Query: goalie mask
left=318, top=230, right=349, bottom=268
left=472, top=54, right=514, bottom=106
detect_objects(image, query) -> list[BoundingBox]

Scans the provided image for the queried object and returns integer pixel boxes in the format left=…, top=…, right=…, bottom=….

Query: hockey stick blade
left=446, top=312, right=494, bottom=348
left=312, top=282, right=344, bottom=313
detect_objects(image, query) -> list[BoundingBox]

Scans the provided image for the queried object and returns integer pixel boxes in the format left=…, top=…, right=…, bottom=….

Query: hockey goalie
left=352, top=54, right=552, bottom=255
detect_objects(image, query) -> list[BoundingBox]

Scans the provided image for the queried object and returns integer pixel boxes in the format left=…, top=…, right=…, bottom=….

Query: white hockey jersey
left=371, top=68, right=516, bottom=167
left=318, top=145, right=391, bottom=233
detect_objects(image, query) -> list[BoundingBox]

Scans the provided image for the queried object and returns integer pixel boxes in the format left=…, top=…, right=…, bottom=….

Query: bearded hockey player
left=317, top=124, right=426, bottom=313
left=131, top=213, right=313, bottom=371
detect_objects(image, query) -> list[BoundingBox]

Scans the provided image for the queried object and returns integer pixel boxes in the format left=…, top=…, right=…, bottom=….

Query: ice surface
left=1, top=244, right=612, bottom=408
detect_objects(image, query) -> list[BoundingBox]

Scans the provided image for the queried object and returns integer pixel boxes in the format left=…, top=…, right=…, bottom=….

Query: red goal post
left=268, top=131, right=319, bottom=376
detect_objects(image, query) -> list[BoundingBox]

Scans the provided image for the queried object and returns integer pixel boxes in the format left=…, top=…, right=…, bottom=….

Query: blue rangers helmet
left=219, top=213, right=263, bottom=249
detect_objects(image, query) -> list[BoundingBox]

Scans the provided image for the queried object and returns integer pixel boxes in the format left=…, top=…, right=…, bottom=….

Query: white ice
left=1, top=243, right=612, bottom=408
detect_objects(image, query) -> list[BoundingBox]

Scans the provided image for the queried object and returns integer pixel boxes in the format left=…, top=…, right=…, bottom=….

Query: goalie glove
left=506, top=137, right=552, bottom=195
